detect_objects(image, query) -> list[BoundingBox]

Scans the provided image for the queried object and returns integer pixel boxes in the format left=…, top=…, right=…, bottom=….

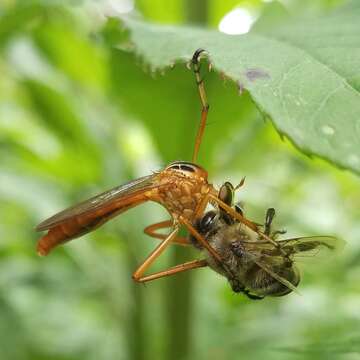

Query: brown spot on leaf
left=245, top=68, right=270, bottom=82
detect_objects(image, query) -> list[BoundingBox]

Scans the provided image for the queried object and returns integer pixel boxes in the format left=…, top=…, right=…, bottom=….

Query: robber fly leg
left=191, top=49, right=210, bottom=163
left=144, top=220, right=190, bottom=246
left=133, top=259, right=208, bottom=283
left=134, top=223, right=209, bottom=283
left=180, top=216, right=239, bottom=281
left=180, top=217, right=223, bottom=263
left=133, top=226, right=179, bottom=282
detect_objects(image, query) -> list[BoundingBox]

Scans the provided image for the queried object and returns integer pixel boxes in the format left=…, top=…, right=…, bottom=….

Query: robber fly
left=36, top=48, right=265, bottom=283
left=191, top=182, right=343, bottom=299
left=36, top=49, right=339, bottom=291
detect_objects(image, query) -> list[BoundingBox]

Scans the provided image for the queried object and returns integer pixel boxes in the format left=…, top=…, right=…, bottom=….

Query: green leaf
left=108, top=50, right=257, bottom=169
left=251, top=1, right=290, bottom=33
left=136, top=0, right=185, bottom=24
left=120, top=11, right=360, bottom=174
left=254, top=3, right=360, bottom=91
left=0, top=3, right=41, bottom=46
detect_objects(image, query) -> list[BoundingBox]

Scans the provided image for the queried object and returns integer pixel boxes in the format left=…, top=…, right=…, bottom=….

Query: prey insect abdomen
left=245, top=265, right=300, bottom=297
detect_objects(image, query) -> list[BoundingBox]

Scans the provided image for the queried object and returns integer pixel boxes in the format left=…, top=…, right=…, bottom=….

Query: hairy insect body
left=196, top=216, right=300, bottom=298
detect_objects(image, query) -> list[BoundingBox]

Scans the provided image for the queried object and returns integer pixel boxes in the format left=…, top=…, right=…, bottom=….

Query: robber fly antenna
left=191, top=48, right=210, bottom=163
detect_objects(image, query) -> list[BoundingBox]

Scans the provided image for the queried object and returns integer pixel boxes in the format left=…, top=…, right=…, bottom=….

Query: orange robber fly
left=36, top=49, right=340, bottom=297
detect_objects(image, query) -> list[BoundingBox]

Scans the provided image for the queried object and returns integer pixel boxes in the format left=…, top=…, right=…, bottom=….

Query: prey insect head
left=198, top=210, right=218, bottom=234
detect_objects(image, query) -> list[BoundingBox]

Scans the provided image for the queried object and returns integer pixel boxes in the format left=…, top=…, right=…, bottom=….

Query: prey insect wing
left=237, top=236, right=342, bottom=294
left=277, top=236, right=343, bottom=256
left=241, top=235, right=342, bottom=257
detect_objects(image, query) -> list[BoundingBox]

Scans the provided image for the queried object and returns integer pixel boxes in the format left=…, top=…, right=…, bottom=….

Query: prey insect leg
left=191, top=49, right=210, bottom=163
left=264, top=208, right=276, bottom=236
left=243, top=290, right=265, bottom=300
left=264, top=208, right=287, bottom=239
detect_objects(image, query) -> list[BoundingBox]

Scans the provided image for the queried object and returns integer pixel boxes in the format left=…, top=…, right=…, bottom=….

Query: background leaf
left=121, top=9, right=360, bottom=174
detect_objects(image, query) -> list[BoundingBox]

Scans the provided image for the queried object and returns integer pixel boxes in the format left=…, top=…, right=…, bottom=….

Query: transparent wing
left=242, top=236, right=344, bottom=258
left=239, top=236, right=344, bottom=294
left=245, top=252, right=300, bottom=295
left=36, top=174, right=159, bottom=231
left=278, top=236, right=344, bottom=258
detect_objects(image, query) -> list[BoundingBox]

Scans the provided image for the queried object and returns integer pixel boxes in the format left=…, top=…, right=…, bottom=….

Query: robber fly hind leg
left=144, top=220, right=190, bottom=246
left=133, top=224, right=208, bottom=283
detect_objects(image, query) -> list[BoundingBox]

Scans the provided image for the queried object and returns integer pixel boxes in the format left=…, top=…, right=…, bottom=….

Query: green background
left=0, top=1, right=359, bottom=359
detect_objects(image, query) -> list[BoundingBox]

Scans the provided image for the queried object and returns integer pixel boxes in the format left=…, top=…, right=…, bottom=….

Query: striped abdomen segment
left=37, top=195, right=147, bottom=256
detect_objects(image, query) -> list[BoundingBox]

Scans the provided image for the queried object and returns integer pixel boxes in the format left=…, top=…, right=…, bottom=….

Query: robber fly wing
left=36, top=173, right=163, bottom=255
left=36, top=174, right=158, bottom=231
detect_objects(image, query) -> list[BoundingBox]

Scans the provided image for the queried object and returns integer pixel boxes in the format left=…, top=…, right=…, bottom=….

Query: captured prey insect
left=191, top=182, right=343, bottom=299
left=36, top=49, right=339, bottom=294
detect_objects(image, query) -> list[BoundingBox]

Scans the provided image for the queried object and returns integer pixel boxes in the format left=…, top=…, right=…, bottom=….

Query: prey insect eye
left=199, top=211, right=217, bottom=233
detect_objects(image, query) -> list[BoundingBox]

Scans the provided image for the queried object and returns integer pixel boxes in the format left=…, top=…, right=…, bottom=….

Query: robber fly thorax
left=149, top=161, right=217, bottom=221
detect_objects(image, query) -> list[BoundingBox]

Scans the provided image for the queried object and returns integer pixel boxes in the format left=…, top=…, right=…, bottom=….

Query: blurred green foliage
left=0, top=1, right=359, bottom=360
